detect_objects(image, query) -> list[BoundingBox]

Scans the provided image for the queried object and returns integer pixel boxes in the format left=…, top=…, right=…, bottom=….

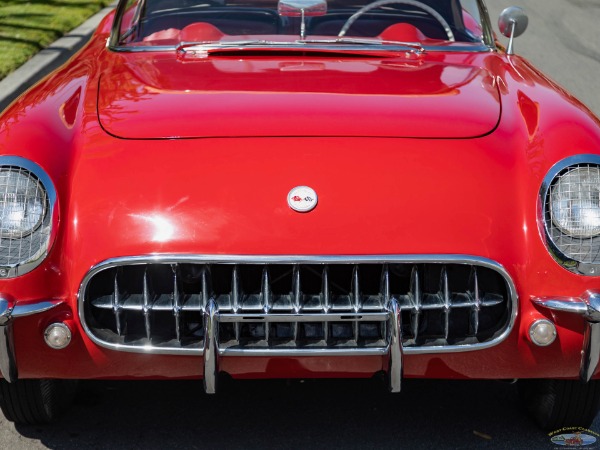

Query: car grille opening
left=81, top=258, right=514, bottom=355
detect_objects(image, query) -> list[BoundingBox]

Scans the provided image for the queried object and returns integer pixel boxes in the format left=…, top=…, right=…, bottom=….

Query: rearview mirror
left=278, top=0, right=327, bottom=17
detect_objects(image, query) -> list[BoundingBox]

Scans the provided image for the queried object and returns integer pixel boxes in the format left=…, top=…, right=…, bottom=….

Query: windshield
left=111, top=0, right=492, bottom=50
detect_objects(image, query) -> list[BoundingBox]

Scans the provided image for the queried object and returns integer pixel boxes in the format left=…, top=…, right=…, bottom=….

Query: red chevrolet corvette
left=0, top=0, right=599, bottom=429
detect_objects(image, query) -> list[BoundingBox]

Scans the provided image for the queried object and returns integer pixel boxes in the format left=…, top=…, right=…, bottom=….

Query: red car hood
left=97, top=52, right=500, bottom=139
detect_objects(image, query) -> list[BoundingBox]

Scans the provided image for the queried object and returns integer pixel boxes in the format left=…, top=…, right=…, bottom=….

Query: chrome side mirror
left=498, top=6, right=528, bottom=55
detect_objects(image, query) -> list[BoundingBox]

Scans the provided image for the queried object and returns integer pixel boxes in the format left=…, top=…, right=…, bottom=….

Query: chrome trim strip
left=220, top=347, right=389, bottom=357
left=539, top=154, right=600, bottom=276
left=0, top=297, right=63, bottom=322
left=11, top=300, right=64, bottom=318
left=477, top=0, right=496, bottom=49
left=78, top=253, right=516, bottom=268
left=78, top=254, right=518, bottom=356
left=110, top=43, right=490, bottom=53
left=533, top=298, right=588, bottom=315
left=533, top=292, right=600, bottom=382
left=108, top=0, right=129, bottom=49
left=218, top=312, right=389, bottom=323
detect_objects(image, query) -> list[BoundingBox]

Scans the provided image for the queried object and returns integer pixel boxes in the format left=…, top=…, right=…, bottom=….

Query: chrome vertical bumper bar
left=0, top=322, right=17, bottom=383
left=203, top=299, right=219, bottom=394
left=388, top=298, right=403, bottom=392
left=534, top=292, right=600, bottom=382
left=0, top=297, right=63, bottom=383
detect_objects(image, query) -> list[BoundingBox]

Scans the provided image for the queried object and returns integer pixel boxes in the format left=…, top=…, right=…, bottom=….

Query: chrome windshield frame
left=108, top=0, right=496, bottom=53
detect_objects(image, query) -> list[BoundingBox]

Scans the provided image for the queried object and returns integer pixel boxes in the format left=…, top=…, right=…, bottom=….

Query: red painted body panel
left=1, top=10, right=600, bottom=383
left=97, top=52, right=501, bottom=138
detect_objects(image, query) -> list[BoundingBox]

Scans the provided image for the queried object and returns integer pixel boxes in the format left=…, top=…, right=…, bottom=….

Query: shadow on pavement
left=11, top=378, right=561, bottom=449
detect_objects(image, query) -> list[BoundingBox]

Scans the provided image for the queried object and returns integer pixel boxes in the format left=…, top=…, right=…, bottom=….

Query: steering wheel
left=338, top=0, right=455, bottom=41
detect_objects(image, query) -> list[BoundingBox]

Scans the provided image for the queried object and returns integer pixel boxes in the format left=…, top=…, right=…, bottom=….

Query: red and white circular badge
left=287, top=186, right=318, bottom=212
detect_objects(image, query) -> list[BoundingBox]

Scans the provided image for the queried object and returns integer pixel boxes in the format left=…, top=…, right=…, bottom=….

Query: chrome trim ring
left=0, top=156, right=58, bottom=278
left=539, top=154, right=600, bottom=276
left=78, top=254, right=518, bottom=356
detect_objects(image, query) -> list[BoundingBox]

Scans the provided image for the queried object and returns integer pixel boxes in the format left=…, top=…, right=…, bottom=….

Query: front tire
left=0, top=379, right=77, bottom=425
left=518, top=379, right=600, bottom=430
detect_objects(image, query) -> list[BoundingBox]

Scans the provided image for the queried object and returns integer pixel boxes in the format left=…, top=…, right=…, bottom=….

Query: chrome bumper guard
left=202, top=297, right=404, bottom=393
left=533, top=292, right=600, bottom=382
left=0, top=297, right=63, bottom=383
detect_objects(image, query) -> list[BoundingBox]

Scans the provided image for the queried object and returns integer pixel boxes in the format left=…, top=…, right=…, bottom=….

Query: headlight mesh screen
left=0, top=166, right=51, bottom=269
left=546, top=163, right=600, bottom=264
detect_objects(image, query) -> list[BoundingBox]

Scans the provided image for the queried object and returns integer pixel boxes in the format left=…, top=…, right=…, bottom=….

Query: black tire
left=518, top=379, right=600, bottom=430
left=0, top=379, right=77, bottom=425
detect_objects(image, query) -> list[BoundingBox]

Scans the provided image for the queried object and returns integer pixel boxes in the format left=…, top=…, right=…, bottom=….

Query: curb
left=0, top=4, right=116, bottom=113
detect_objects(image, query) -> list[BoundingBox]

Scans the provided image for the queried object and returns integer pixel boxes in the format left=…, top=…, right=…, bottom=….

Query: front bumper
left=533, top=293, right=600, bottom=382
left=0, top=297, right=63, bottom=382
left=1, top=287, right=598, bottom=391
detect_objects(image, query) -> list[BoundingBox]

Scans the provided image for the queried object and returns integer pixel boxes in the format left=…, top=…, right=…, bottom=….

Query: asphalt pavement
left=0, top=1, right=600, bottom=449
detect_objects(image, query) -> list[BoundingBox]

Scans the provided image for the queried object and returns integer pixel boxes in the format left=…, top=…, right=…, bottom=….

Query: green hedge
left=0, top=0, right=111, bottom=80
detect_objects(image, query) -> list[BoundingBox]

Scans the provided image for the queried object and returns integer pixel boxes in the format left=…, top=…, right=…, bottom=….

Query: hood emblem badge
left=287, top=186, right=318, bottom=213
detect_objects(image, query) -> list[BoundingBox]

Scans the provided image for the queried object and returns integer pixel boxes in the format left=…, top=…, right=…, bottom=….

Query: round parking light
left=44, top=323, right=72, bottom=349
left=528, top=319, right=557, bottom=347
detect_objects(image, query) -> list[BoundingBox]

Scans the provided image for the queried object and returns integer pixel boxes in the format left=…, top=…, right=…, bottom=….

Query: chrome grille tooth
left=410, top=265, right=421, bottom=341
left=201, top=265, right=212, bottom=313
left=292, top=264, right=301, bottom=313
left=470, top=266, right=481, bottom=336
left=352, top=265, right=360, bottom=313
left=322, top=265, right=330, bottom=313
left=352, top=265, right=360, bottom=342
left=262, top=266, right=271, bottom=343
left=261, top=266, right=271, bottom=313
left=172, top=264, right=182, bottom=343
left=232, top=265, right=241, bottom=343
left=112, top=270, right=123, bottom=336
left=292, top=265, right=300, bottom=341
left=143, top=268, right=152, bottom=341
left=232, top=265, right=241, bottom=313
left=440, top=266, right=450, bottom=341
left=322, top=265, right=330, bottom=343
left=381, top=264, right=390, bottom=342
left=381, top=264, right=390, bottom=303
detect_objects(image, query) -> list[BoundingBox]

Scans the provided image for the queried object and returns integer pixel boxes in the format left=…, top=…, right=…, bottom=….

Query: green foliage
left=0, top=0, right=111, bottom=79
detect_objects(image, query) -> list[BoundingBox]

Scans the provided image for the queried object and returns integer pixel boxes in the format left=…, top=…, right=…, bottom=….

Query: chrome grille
left=80, top=256, right=515, bottom=355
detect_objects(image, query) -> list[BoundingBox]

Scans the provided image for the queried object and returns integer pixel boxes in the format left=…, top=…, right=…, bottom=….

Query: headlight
left=0, top=168, right=47, bottom=239
left=541, top=155, right=600, bottom=274
left=0, top=157, right=56, bottom=278
left=550, top=166, right=600, bottom=238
